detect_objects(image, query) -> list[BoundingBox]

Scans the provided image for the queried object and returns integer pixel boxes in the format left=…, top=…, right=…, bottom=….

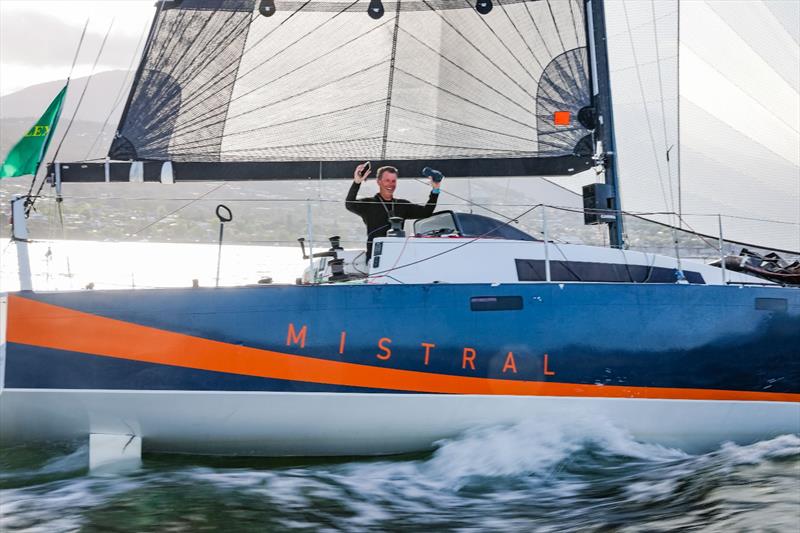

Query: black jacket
left=345, top=182, right=439, bottom=257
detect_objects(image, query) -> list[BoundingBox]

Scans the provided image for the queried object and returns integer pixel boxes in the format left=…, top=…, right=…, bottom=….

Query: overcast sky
left=0, top=1, right=155, bottom=95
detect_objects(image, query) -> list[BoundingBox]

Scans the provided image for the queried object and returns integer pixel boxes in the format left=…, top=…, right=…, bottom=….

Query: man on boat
left=346, top=164, right=441, bottom=258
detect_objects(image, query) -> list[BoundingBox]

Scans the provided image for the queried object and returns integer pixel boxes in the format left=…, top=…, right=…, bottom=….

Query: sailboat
left=1, top=0, right=797, bottom=464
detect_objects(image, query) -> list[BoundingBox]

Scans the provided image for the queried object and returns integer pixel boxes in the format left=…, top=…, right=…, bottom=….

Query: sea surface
left=0, top=240, right=305, bottom=292
left=1, top=423, right=799, bottom=532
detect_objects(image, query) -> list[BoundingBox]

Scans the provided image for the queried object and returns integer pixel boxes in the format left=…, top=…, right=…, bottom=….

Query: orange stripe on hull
left=7, top=294, right=799, bottom=402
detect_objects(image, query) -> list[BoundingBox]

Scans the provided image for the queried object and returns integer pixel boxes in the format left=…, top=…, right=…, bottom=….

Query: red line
left=7, top=295, right=799, bottom=402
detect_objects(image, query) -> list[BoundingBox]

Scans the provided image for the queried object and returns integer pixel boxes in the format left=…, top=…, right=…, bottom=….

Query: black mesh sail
left=109, top=0, right=594, bottom=178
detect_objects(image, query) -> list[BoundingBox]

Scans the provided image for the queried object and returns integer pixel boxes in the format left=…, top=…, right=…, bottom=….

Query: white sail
left=605, top=0, right=800, bottom=253
left=111, top=0, right=593, bottom=178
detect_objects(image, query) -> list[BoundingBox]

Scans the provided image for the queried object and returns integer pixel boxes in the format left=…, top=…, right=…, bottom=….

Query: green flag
left=1, top=84, right=67, bottom=179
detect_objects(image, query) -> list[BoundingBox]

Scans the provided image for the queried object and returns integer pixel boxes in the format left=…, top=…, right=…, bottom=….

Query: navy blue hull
left=5, top=283, right=800, bottom=397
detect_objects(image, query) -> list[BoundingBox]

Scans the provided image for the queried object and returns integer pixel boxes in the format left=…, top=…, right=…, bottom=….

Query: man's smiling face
left=378, top=171, right=398, bottom=200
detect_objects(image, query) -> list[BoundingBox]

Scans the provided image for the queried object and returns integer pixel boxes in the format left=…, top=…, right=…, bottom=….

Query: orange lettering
left=339, top=331, right=346, bottom=354
left=502, top=351, right=517, bottom=373
left=544, top=353, right=555, bottom=376
left=286, top=323, right=307, bottom=348
left=377, top=337, right=392, bottom=360
left=462, top=347, right=476, bottom=370
left=421, top=342, right=435, bottom=365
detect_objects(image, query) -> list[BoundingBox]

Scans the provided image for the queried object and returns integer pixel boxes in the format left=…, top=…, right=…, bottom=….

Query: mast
left=585, top=0, right=625, bottom=248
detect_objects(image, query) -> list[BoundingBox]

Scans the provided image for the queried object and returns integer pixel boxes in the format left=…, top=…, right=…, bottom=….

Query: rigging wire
left=25, top=189, right=800, bottom=230
left=125, top=182, right=228, bottom=239
left=620, top=1, right=671, bottom=216
left=649, top=0, right=682, bottom=272
left=51, top=19, right=115, bottom=165
left=25, top=190, right=800, bottom=229
left=650, top=0, right=677, bottom=216
left=84, top=19, right=150, bottom=161
left=676, top=0, right=682, bottom=231
left=28, top=19, right=115, bottom=218
left=26, top=19, right=112, bottom=217
left=412, top=178, right=517, bottom=223
left=23, top=18, right=89, bottom=212
left=368, top=203, right=542, bottom=279
left=18, top=200, right=799, bottom=257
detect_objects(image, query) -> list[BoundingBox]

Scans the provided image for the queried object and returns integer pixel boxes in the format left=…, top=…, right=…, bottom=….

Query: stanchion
left=215, top=204, right=232, bottom=288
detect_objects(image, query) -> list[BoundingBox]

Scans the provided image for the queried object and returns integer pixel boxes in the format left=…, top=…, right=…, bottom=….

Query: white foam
left=717, top=433, right=800, bottom=465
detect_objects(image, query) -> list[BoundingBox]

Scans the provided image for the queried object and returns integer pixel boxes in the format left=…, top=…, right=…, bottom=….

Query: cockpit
left=299, top=211, right=538, bottom=284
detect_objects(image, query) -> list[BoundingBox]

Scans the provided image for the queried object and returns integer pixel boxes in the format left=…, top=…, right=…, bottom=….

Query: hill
left=0, top=70, right=130, bottom=162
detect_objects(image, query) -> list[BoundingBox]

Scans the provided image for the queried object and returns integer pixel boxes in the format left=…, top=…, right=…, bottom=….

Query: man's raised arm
left=345, top=163, right=371, bottom=216
left=400, top=178, right=441, bottom=219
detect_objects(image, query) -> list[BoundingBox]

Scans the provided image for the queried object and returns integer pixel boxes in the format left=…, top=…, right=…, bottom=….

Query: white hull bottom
left=1, top=390, right=798, bottom=456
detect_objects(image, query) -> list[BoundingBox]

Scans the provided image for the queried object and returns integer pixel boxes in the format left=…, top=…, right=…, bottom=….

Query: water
left=0, top=240, right=304, bottom=292
left=2, top=422, right=798, bottom=532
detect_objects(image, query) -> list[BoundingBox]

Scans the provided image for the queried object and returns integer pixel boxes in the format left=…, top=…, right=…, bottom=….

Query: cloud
left=0, top=9, right=147, bottom=69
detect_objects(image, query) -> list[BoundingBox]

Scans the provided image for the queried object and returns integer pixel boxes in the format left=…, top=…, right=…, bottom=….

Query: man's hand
left=354, top=163, right=371, bottom=184
left=429, top=177, right=442, bottom=189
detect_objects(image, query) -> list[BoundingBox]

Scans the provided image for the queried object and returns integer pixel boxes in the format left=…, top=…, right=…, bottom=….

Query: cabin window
left=414, top=212, right=537, bottom=241
left=515, top=259, right=705, bottom=284
left=414, top=212, right=458, bottom=236
left=755, top=298, right=787, bottom=311
left=456, top=214, right=536, bottom=241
